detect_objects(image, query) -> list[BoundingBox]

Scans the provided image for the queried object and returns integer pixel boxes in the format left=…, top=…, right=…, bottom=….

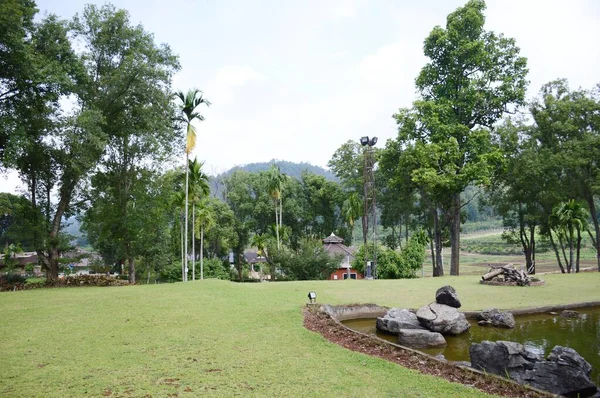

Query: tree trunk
left=200, top=224, right=204, bottom=280
left=525, top=225, right=536, bottom=274
left=180, top=216, right=184, bottom=281
left=40, top=182, right=73, bottom=281
left=557, top=233, right=570, bottom=273
left=128, top=257, right=135, bottom=284
left=397, top=219, right=402, bottom=250
left=568, top=226, right=574, bottom=274
left=432, top=207, right=444, bottom=277
left=192, top=202, right=195, bottom=281
left=237, top=255, right=243, bottom=282
left=576, top=227, right=581, bottom=273
left=279, top=196, right=283, bottom=231
left=274, top=201, right=280, bottom=249
left=548, top=232, right=566, bottom=273
left=449, top=193, right=461, bottom=276
left=583, top=192, right=600, bottom=271
left=427, top=226, right=434, bottom=278
left=184, top=153, right=189, bottom=282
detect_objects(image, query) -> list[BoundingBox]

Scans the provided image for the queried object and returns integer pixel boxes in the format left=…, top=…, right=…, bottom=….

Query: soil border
left=302, top=301, right=600, bottom=397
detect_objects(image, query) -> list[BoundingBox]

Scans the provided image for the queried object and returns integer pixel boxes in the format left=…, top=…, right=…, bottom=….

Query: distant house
left=323, top=233, right=363, bottom=280
left=243, top=249, right=268, bottom=280
left=0, top=251, right=39, bottom=274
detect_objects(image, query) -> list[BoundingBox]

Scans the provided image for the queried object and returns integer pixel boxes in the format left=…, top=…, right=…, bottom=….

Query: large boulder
left=477, top=308, right=516, bottom=329
left=376, top=308, right=424, bottom=334
left=469, top=341, right=538, bottom=375
left=435, top=285, right=461, bottom=308
left=397, top=329, right=447, bottom=349
left=519, top=346, right=597, bottom=397
left=416, top=302, right=470, bottom=335
left=470, top=341, right=597, bottom=397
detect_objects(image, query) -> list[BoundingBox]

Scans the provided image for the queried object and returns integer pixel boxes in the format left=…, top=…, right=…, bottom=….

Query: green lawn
left=2, top=274, right=600, bottom=397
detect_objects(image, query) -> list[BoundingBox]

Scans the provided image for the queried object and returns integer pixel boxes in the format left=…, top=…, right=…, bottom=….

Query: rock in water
left=470, top=341, right=597, bottom=397
left=376, top=308, right=424, bottom=334
left=469, top=341, right=538, bottom=375
left=416, top=302, right=470, bottom=335
left=521, top=346, right=597, bottom=397
left=477, top=308, right=516, bottom=328
left=397, top=329, right=446, bottom=348
left=435, top=285, right=461, bottom=308
left=560, top=310, right=580, bottom=318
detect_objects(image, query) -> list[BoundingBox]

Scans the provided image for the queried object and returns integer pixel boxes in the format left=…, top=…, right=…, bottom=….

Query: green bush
left=158, top=262, right=183, bottom=283
left=352, top=236, right=426, bottom=279
left=270, top=239, right=341, bottom=281
left=197, top=258, right=230, bottom=280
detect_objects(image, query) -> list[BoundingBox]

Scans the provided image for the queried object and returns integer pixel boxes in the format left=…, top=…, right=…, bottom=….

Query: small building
left=323, top=233, right=363, bottom=280
left=243, top=249, right=268, bottom=280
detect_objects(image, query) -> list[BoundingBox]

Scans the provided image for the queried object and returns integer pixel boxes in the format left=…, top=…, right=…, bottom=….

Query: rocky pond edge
left=303, top=300, right=600, bottom=397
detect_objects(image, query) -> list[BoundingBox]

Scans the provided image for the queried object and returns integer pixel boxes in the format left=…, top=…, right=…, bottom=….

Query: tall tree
left=409, top=0, right=528, bottom=275
left=341, top=192, right=362, bottom=245
left=328, top=140, right=373, bottom=246
left=530, top=80, right=600, bottom=271
left=188, top=158, right=210, bottom=280
left=1, top=8, right=108, bottom=280
left=76, top=4, right=180, bottom=284
left=550, top=200, right=589, bottom=273
left=194, top=198, right=215, bottom=280
left=174, top=89, right=210, bottom=282
left=267, top=165, right=285, bottom=249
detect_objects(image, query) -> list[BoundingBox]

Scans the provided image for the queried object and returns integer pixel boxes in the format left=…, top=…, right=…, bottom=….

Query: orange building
left=323, top=233, right=364, bottom=280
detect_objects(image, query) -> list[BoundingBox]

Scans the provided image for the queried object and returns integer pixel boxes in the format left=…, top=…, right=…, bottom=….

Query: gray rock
left=477, top=308, right=516, bottom=328
left=435, top=285, right=461, bottom=308
left=416, top=302, right=470, bottom=335
left=397, top=329, right=447, bottom=348
left=561, top=310, right=580, bottom=318
left=520, top=346, right=597, bottom=397
left=453, top=361, right=472, bottom=368
left=470, top=341, right=597, bottom=397
left=376, top=308, right=424, bottom=334
left=470, top=341, right=536, bottom=375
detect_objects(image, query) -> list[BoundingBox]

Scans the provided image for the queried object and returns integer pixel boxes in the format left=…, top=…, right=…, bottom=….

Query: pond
left=342, top=306, right=600, bottom=384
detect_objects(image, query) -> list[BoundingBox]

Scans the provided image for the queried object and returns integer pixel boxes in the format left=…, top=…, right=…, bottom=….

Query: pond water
left=342, top=306, right=600, bottom=384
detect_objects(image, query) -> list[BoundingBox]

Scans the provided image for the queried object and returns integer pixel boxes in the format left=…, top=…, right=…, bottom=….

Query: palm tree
left=267, top=165, right=285, bottom=249
left=551, top=200, right=589, bottom=273
left=174, top=89, right=210, bottom=282
left=342, top=192, right=363, bottom=241
left=250, top=233, right=268, bottom=278
left=194, top=199, right=215, bottom=280
left=189, top=158, right=210, bottom=281
left=170, top=191, right=186, bottom=280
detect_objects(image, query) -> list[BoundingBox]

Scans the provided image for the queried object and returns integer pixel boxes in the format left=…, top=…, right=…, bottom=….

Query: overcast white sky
left=2, top=0, right=599, bottom=193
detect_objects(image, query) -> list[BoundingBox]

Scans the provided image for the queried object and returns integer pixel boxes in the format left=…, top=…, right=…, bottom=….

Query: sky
left=2, top=0, right=600, bottom=193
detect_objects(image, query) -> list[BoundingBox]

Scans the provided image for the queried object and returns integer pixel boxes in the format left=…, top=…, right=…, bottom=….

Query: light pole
left=360, top=136, right=377, bottom=279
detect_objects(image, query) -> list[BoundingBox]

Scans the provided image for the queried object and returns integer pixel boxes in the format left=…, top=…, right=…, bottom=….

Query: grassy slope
left=2, top=274, right=600, bottom=397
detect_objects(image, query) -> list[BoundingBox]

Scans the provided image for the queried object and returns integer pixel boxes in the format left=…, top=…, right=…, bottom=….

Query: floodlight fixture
left=369, top=137, right=378, bottom=146
left=307, top=291, right=317, bottom=304
left=360, top=136, right=370, bottom=146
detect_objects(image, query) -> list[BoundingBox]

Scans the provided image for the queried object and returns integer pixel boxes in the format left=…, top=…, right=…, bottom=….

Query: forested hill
left=217, top=160, right=337, bottom=182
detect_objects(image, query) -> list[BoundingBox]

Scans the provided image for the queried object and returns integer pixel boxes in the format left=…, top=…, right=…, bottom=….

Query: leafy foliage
left=268, top=239, right=340, bottom=281
left=352, top=237, right=426, bottom=279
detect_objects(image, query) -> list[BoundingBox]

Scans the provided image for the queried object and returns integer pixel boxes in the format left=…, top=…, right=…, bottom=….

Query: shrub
left=196, top=258, right=230, bottom=280
left=352, top=236, right=426, bottom=279
left=270, top=239, right=341, bottom=281
left=1, top=274, right=128, bottom=292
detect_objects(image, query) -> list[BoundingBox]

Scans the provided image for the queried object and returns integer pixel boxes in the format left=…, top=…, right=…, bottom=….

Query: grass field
left=2, top=273, right=600, bottom=397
